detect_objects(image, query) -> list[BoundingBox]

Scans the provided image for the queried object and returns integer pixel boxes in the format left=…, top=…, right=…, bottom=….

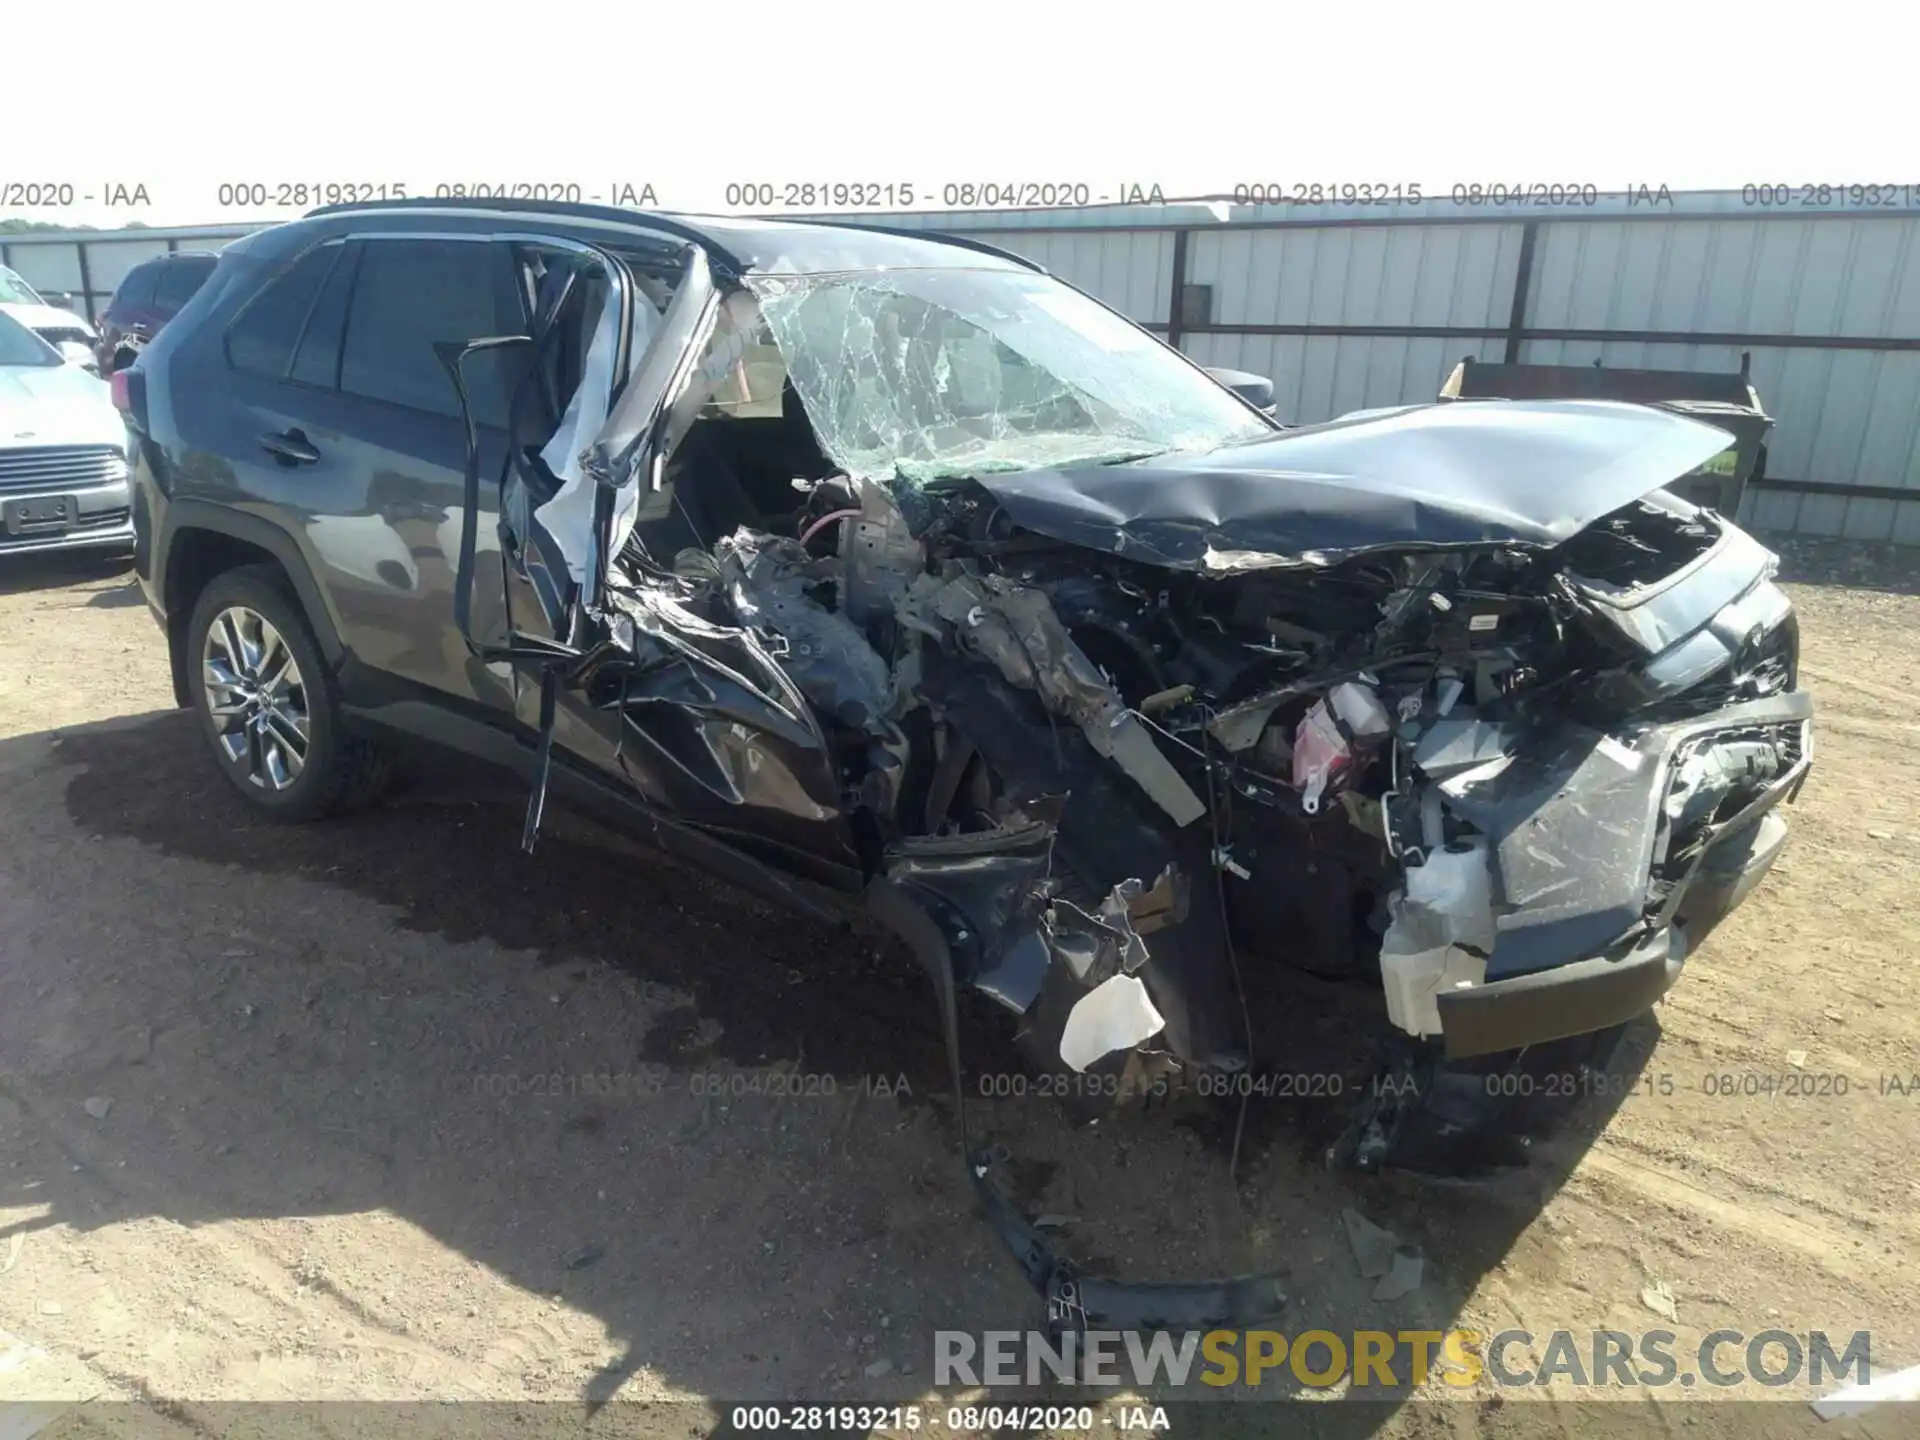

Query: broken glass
left=533, top=274, right=631, bottom=587
left=747, top=268, right=1270, bottom=485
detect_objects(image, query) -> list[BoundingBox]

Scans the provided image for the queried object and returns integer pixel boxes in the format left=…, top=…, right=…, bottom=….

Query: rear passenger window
left=112, top=262, right=160, bottom=310
left=290, top=244, right=358, bottom=389
left=338, top=239, right=510, bottom=428
left=156, top=258, right=213, bottom=310
left=225, top=246, right=339, bottom=379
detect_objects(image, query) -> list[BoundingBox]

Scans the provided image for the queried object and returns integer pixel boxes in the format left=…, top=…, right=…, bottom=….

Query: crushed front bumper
left=1438, top=924, right=1686, bottom=1060
left=1433, top=689, right=1812, bottom=1059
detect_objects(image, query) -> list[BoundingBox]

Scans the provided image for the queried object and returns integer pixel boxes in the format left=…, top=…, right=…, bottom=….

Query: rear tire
left=185, top=565, right=390, bottom=821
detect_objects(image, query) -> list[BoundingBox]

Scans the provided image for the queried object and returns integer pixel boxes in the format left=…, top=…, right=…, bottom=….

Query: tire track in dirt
left=1796, top=664, right=1920, bottom=713
left=1572, top=1146, right=1888, bottom=1292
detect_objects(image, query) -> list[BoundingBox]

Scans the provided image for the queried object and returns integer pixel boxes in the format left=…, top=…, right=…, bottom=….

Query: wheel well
left=162, top=530, right=294, bottom=707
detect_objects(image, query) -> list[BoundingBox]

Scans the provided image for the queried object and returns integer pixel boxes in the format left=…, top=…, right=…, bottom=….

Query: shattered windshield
left=747, top=268, right=1273, bottom=484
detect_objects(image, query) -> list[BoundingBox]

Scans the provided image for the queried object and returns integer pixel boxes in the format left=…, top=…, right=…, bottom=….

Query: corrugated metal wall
left=6, top=197, right=1918, bottom=541
left=952, top=227, right=1179, bottom=325
left=1175, top=224, right=1520, bottom=422
left=1514, top=217, right=1920, bottom=541
left=931, top=203, right=1920, bottom=543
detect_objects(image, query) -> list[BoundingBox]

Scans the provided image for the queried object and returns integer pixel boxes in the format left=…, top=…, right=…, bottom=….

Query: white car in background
left=0, top=310, right=133, bottom=556
left=0, top=265, right=100, bottom=371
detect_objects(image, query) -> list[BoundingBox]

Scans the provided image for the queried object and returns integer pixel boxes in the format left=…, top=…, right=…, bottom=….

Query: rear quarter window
left=155, top=257, right=216, bottom=312
left=111, top=262, right=161, bottom=311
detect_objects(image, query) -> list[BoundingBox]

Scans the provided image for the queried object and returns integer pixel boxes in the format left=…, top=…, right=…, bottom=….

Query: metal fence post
left=1503, top=220, right=1539, bottom=364
left=1165, top=228, right=1191, bottom=352
left=76, top=240, right=96, bottom=326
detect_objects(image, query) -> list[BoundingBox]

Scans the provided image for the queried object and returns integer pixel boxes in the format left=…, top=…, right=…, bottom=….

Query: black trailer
left=1439, top=354, right=1772, bottom=517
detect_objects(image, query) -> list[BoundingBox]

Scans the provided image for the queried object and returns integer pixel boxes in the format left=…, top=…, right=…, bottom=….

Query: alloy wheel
left=201, top=605, right=309, bottom=790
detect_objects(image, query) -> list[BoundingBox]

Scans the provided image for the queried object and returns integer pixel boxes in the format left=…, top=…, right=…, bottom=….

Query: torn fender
left=881, top=818, right=1061, bottom=1016
left=864, top=874, right=1288, bottom=1332
left=921, top=659, right=1246, bottom=1068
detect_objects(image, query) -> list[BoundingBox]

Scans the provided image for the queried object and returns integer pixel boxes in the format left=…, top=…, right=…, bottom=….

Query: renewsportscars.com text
left=935, top=1328, right=1872, bottom=1391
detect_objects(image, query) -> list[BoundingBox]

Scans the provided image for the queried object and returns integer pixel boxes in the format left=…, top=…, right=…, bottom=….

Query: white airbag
left=1059, top=973, right=1166, bottom=1072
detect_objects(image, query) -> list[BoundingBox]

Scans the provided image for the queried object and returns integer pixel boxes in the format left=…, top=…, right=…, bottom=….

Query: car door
left=213, top=233, right=521, bottom=717
left=492, top=245, right=858, bottom=881
left=489, top=240, right=711, bottom=756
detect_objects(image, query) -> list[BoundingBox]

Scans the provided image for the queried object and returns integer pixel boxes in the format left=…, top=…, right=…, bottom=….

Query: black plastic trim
left=1438, top=927, right=1685, bottom=1059
left=159, top=498, right=347, bottom=664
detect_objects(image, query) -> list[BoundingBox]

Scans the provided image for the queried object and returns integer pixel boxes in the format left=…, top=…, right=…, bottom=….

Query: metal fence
left=1, top=226, right=255, bottom=329
left=6, top=191, right=1918, bottom=541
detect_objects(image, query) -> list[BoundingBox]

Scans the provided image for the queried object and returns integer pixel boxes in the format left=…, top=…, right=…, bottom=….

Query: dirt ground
left=0, top=536, right=1916, bottom=1439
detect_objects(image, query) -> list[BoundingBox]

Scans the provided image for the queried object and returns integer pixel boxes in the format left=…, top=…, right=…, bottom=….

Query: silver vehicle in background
left=0, top=311, right=133, bottom=556
left=0, top=265, right=100, bottom=371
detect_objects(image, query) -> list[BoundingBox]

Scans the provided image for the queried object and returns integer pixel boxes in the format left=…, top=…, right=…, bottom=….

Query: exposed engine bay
left=651, top=474, right=1809, bottom=1091
left=455, top=235, right=1815, bottom=1330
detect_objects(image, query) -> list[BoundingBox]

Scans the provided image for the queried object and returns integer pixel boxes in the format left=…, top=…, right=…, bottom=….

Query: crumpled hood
left=970, top=400, right=1737, bottom=571
left=0, top=364, right=124, bottom=448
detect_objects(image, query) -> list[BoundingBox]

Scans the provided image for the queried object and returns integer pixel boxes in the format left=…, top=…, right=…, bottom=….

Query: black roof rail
left=304, top=194, right=680, bottom=227
left=299, top=196, right=1036, bottom=275
left=300, top=196, right=744, bottom=270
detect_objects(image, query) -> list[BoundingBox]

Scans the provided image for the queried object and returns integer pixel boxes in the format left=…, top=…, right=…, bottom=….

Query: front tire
left=185, top=565, right=389, bottom=820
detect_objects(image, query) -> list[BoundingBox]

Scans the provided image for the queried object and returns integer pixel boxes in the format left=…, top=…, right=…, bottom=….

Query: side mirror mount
left=1205, top=366, right=1276, bottom=416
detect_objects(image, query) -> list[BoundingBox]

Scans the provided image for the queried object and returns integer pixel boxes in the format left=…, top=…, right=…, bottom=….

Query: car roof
left=298, top=198, right=1040, bottom=278
left=123, top=251, right=219, bottom=275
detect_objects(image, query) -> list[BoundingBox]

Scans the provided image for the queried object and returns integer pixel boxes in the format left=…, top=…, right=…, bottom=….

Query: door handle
left=260, top=428, right=321, bottom=465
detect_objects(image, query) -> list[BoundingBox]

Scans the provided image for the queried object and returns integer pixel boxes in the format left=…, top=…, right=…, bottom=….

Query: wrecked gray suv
left=129, top=202, right=1811, bottom=1328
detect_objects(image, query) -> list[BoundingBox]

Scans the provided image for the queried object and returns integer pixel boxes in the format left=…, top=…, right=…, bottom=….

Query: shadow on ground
left=0, top=550, right=132, bottom=598
left=0, top=711, right=1647, bottom=1436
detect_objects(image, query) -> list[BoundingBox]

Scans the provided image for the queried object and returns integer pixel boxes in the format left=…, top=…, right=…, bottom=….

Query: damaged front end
left=455, top=244, right=1810, bottom=1325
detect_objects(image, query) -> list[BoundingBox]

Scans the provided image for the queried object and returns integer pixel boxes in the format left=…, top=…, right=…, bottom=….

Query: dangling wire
left=1195, top=704, right=1256, bottom=1184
